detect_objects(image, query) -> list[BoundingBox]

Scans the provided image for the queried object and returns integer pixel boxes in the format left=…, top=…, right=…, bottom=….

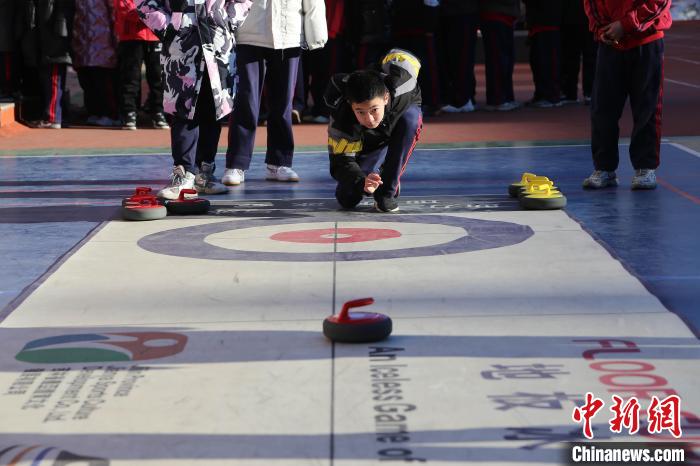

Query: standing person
left=0, top=0, right=18, bottom=101
left=137, top=0, right=253, bottom=199
left=582, top=0, right=671, bottom=190
left=302, top=0, right=348, bottom=124
left=524, top=0, right=563, bottom=107
left=18, top=0, right=75, bottom=129
left=391, top=0, right=441, bottom=116
left=114, top=0, right=168, bottom=130
left=223, top=0, right=328, bottom=186
left=326, top=49, right=422, bottom=213
left=438, top=0, right=479, bottom=113
left=560, top=0, right=597, bottom=105
left=479, top=0, right=521, bottom=111
left=72, top=0, right=120, bottom=127
left=347, top=0, right=390, bottom=70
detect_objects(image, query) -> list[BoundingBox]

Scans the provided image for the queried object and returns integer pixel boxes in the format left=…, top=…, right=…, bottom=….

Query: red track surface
left=1, top=21, right=698, bottom=152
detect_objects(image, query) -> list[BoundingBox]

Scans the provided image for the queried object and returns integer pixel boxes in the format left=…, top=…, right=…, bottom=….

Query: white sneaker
left=631, top=168, right=657, bottom=190
left=195, top=162, right=229, bottom=194
left=157, top=165, right=196, bottom=200
left=440, top=104, right=460, bottom=113
left=582, top=170, right=618, bottom=189
left=222, top=168, right=245, bottom=186
left=456, top=100, right=476, bottom=113
left=266, top=165, right=300, bottom=182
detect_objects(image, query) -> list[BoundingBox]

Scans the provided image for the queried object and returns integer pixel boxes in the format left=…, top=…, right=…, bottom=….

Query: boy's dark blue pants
left=591, top=40, right=664, bottom=171
left=226, top=45, right=301, bottom=170
left=335, top=105, right=422, bottom=209
left=170, top=71, right=221, bottom=174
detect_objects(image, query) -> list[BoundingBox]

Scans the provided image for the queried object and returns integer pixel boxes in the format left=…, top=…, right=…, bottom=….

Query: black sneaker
left=374, top=196, right=399, bottom=213
left=152, top=112, right=170, bottom=129
left=123, top=111, right=137, bottom=130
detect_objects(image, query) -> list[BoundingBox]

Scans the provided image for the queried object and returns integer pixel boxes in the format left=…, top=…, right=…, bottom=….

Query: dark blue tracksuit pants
left=226, top=45, right=301, bottom=170
left=481, top=19, right=516, bottom=106
left=437, top=13, right=478, bottom=108
left=41, top=63, right=67, bottom=124
left=170, top=71, right=222, bottom=174
left=591, top=40, right=664, bottom=171
left=529, top=30, right=562, bottom=102
left=335, top=105, right=422, bottom=208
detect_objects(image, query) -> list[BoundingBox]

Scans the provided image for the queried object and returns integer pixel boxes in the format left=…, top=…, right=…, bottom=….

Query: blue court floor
left=2, top=142, right=699, bottom=335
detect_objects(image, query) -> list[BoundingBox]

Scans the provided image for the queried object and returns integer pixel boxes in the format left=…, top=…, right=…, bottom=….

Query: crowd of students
left=0, top=0, right=599, bottom=131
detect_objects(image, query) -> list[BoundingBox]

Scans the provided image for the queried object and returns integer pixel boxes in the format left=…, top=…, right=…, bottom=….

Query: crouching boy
left=326, top=49, right=422, bottom=212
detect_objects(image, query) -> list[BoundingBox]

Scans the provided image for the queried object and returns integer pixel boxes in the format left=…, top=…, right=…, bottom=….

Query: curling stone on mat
left=509, top=173, right=539, bottom=197
left=519, top=183, right=567, bottom=210
left=323, top=298, right=392, bottom=343
left=515, top=176, right=559, bottom=198
left=163, top=189, right=210, bottom=215
left=122, top=196, right=167, bottom=221
left=122, top=187, right=154, bottom=206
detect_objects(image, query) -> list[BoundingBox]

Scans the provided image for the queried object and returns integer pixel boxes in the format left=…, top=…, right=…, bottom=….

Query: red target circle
left=270, top=228, right=402, bottom=244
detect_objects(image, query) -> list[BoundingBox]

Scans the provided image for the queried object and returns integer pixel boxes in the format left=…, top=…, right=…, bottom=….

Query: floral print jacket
left=137, top=0, right=252, bottom=120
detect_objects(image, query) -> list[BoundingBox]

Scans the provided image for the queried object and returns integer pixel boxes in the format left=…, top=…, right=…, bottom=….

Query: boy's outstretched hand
left=364, top=173, right=383, bottom=194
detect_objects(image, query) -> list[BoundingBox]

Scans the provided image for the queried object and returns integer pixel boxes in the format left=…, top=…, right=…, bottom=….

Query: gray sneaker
left=195, top=162, right=229, bottom=194
left=583, top=170, right=619, bottom=189
left=631, top=168, right=657, bottom=190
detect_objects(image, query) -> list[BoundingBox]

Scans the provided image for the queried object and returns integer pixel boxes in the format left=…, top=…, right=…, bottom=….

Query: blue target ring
left=137, top=215, right=534, bottom=262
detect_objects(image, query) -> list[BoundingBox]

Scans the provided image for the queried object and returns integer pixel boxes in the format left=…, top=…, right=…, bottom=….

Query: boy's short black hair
left=345, top=70, right=388, bottom=104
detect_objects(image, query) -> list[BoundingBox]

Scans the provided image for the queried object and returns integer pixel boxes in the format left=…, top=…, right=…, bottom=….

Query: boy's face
left=350, top=92, right=390, bottom=129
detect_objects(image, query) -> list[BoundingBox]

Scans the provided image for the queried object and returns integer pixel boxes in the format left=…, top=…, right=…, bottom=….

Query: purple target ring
left=137, top=215, right=534, bottom=262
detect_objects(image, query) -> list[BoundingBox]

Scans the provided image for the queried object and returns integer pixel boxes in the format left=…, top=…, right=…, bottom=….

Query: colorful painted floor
left=1, top=142, right=699, bottom=465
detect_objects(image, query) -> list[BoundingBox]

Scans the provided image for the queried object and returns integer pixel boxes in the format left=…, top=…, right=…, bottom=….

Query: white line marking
left=666, top=78, right=700, bottom=89
left=669, top=142, right=700, bottom=159
left=667, top=56, right=700, bottom=65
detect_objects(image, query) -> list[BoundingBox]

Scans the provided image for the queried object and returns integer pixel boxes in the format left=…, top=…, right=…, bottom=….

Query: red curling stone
left=323, top=298, right=392, bottom=343
left=122, top=186, right=154, bottom=206
left=122, top=195, right=167, bottom=221
left=163, top=189, right=210, bottom=215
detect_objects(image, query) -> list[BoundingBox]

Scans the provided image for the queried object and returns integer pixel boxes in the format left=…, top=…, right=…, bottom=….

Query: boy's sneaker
left=291, top=109, right=302, bottom=124
left=152, top=112, right=170, bottom=129
left=582, top=170, right=619, bottom=189
left=266, top=165, right=300, bottom=182
left=222, top=168, right=245, bottom=186
left=583, top=95, right=592, bottom=105
left=631, top=168, right=657, bottom=190
left=157, top=165, right=196, bottom=200
left=374, top=196, right=399, bottom=213
left=195, top=162, right=229, bottom=194
left=123, top=112, right=137, bottom=130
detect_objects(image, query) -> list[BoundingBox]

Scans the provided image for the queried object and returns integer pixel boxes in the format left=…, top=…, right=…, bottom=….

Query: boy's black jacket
left=325, top=49, right=422, bottom=190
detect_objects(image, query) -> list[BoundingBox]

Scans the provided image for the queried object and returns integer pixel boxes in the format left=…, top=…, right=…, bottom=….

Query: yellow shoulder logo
left=328, top=137, right=362, bottom=154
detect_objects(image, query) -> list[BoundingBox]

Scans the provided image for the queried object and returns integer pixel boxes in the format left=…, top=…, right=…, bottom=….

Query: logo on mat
left=16, top=332, right=188, bottom=364
left=0, top=445, right=109, bottom=465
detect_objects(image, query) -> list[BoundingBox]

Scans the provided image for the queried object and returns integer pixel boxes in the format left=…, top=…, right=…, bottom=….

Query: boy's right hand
left=364, top=173, right=383, bottom=194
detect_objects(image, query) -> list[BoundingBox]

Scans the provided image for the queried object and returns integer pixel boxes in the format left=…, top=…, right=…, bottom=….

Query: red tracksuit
left=583, top=0, right=671, bottom=171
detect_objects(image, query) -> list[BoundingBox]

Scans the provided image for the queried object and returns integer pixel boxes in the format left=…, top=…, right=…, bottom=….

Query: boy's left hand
left=600, top=21, right=624, bottom=45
